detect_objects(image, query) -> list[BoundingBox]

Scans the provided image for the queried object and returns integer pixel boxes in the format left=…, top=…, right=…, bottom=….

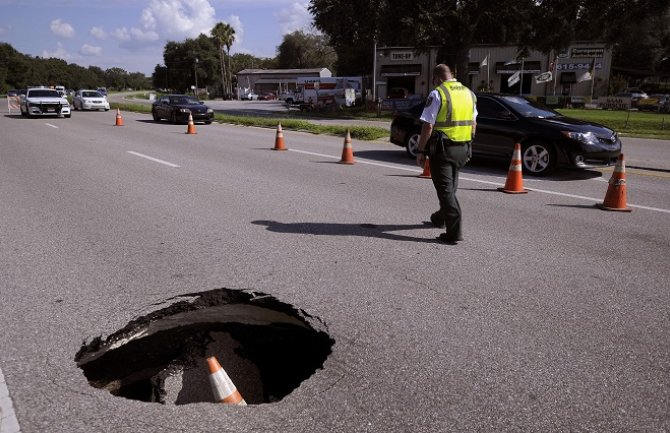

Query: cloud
left=112, top=0, right=216, bottom=49
left=226, top=15, right=244, bottom=50
left=80, top=44, right=102, bottom=56
left=276, top=2, right=314, bottom=35
left=90, top=26, right=106, bottom=40
left=50, top=19, right=75, bottom=39
left=42, top=42, right=71, bottom=60
left=112, top=27, right=131, bottom=41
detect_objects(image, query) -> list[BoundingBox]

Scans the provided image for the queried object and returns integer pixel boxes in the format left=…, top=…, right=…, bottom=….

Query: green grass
left=557, top=108, right=670, bottom=139
left=111, top=99, right=670, bottom=141
left=110, top=101, right=390, bottom=141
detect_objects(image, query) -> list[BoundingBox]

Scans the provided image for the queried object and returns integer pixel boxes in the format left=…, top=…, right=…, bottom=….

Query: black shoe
left=430, top=212, right=445, bottom=228
left=437, top=233, right=463, bottom=245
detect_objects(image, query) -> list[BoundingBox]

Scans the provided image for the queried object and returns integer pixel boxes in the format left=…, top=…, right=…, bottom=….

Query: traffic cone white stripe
left=207, top=356, right=247, bottom=405
left=210, top=369, right=244, bottom=404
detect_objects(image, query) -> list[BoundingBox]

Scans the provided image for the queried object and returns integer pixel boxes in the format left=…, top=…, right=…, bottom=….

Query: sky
left=0, top=0, right=315, bottom=75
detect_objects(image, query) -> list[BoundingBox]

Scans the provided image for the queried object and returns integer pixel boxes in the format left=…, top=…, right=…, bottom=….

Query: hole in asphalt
left=75, top=288, right=334, bottom=405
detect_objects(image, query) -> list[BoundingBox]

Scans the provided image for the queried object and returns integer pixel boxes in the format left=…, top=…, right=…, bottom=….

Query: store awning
left=380, top=64, right=422, bottom=77
left=495, top=61, right=542, bottom=74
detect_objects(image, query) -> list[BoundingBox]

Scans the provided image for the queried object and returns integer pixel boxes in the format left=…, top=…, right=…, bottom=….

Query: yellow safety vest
left=434, top=81, right=476, bottom=142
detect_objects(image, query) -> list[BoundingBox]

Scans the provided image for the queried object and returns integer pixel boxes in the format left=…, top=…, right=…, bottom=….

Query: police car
left=20, top=87, right=71, bottom=118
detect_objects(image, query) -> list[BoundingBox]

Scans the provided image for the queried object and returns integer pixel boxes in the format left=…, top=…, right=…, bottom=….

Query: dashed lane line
left=288, top=148, right=670, bottom=215
left=45, top=123, right=58, bottom=129
left=127, top=151, right=180, bottom=168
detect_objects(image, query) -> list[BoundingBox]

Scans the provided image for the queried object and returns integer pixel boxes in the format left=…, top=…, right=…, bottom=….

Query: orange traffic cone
left=115, top=108, right=124, bottom=126
left=273, top=123, right=287, bottom=150
left=338, top=130, right=355, bottom=164
left=186, top=113, right=197, bottom=134
left=596, top=153, right=632, bottom=212
left=418, top=157, right=431, bottom=179
left=498, top=143, right=529, bottom=194
left=206, top=357, right=247, bottom=405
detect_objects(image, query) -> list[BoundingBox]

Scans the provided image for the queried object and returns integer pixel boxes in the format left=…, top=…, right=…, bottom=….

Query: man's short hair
left=433, top=64, right=451, bottom=80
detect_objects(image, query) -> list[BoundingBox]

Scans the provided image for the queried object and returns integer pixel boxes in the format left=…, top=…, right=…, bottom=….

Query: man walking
left=416, top=64, right=477, bottom=245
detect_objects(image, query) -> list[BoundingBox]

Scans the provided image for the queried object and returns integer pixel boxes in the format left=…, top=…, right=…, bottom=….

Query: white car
left=20, top=88, right=71, bottom=118
left=73, top=90, right=110, bottom=111
left=241, top=91, right=259, bottom=100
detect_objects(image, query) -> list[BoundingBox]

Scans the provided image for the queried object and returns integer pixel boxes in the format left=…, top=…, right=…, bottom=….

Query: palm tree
left=211, top=22, right=236, bottom=98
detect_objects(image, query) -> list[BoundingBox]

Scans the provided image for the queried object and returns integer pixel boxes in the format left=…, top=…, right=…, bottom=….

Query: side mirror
left=498, top=111, right=515, bottom=120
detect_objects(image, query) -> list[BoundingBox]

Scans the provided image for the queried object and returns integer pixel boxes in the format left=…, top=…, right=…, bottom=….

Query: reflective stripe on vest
left=434, top=81, right=475, bottom=142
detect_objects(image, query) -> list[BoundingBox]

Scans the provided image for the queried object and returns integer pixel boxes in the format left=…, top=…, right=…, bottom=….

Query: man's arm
left=416, top=121, right=433, bottom=167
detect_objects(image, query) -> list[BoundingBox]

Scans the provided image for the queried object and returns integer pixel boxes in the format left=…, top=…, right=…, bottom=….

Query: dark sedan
left=151, top=94, right=214, bottom=124
left=390, top=93, right=622, bottom=176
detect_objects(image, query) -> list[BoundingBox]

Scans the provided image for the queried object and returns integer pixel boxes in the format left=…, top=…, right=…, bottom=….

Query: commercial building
left=373, top=43, right=612, bottom=101
left=235, top=68, right=332, bottom=95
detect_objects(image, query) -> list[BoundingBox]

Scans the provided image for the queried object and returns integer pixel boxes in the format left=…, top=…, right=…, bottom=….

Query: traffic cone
left=338, top=130, right=355, bottom=164
left=186, top=113, right=197, bottom=134
left=418, top=157, right=431, bottom=179
left=206, top=357, right=247, bottom=405
left=497, top=143, right=529, bottom=194
left=596, top=153, right=632, bottom=212
left=115, top=108, right=124, bottom=126
left=273, top=123, right=287, bottom=150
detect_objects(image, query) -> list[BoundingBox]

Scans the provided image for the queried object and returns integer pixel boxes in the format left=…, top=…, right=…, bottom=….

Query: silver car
left=73, top=90, right=110, bottom=111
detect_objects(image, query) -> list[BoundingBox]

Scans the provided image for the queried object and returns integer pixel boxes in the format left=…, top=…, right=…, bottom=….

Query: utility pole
left=372, top=40, right=377, bottom=102
left=194, top=58, right=199, bottom=96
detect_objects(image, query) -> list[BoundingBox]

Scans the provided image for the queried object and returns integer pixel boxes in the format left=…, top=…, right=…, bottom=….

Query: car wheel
left=21, top=107, right=27, bottom=117
left=171, top=112, right=178, bottom=124
left=65, top=114, right=71, bottom=118
left=405, top=130, right=421, bottom=158
left=152, top=110, right=161, bottom=122
left=205, top=121, right=212, bottom=125
left=521, top=141, right=556, bottom=176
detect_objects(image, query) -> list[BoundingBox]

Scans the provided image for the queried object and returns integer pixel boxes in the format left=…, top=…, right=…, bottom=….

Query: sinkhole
left=75, top=288, right=334, bottom=405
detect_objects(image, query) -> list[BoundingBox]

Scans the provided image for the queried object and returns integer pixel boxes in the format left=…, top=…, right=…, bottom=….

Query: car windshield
left=170, top=96, right=200, bottom=105
left=83, top=91, right=102, bottom=97
left=29, top=90, right=60, bottom=98
left=499, top=96, right=560, bottom=119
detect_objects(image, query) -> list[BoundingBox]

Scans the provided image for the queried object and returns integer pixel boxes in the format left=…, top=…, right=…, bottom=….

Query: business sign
left=534, top=71, right=553, bottom=84
left=596, top=97, right=632, bottom=110
left=557, top=62, right=602, bottom=71
left=571, top=47, right=605, bottom=58
left=390, top=51, right=414, bottom=61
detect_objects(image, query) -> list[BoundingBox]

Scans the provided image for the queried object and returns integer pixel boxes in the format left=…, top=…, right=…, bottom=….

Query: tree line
left=151, top=23, right=335, bottom=97
left=309, top=0, right=670, bottom=85
left=0, top=43, right=151, bottom=93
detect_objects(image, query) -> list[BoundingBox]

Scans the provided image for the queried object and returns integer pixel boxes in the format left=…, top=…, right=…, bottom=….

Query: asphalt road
left=115, top=94, right=670, bottom=172
left=1, top=107, right=669, bottom=433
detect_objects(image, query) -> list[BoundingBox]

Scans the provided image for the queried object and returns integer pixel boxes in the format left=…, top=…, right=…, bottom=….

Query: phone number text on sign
left=557, top=63, right=602, bottom=71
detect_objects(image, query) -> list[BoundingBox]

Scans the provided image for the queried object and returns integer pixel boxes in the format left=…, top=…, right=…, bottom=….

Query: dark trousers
left=428, top=141, right=468, bottom=240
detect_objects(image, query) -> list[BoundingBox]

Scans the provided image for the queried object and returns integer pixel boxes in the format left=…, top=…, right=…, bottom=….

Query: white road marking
left=45, top=123, right=58, bottom=129
left=0, top=367, right=22, bottom=433
left=126, top=151, right=180, bottom=168
left=288, top=148, right=670, bottom=214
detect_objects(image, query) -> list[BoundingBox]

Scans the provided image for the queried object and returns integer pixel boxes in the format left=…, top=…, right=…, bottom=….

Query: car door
left=474, top=96, right=519, bottom=157
left=156, top=96, right=170, bottom=118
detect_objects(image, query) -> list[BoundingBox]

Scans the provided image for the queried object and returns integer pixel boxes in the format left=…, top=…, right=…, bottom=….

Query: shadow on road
left=252, top=220, right=441, bottom=243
